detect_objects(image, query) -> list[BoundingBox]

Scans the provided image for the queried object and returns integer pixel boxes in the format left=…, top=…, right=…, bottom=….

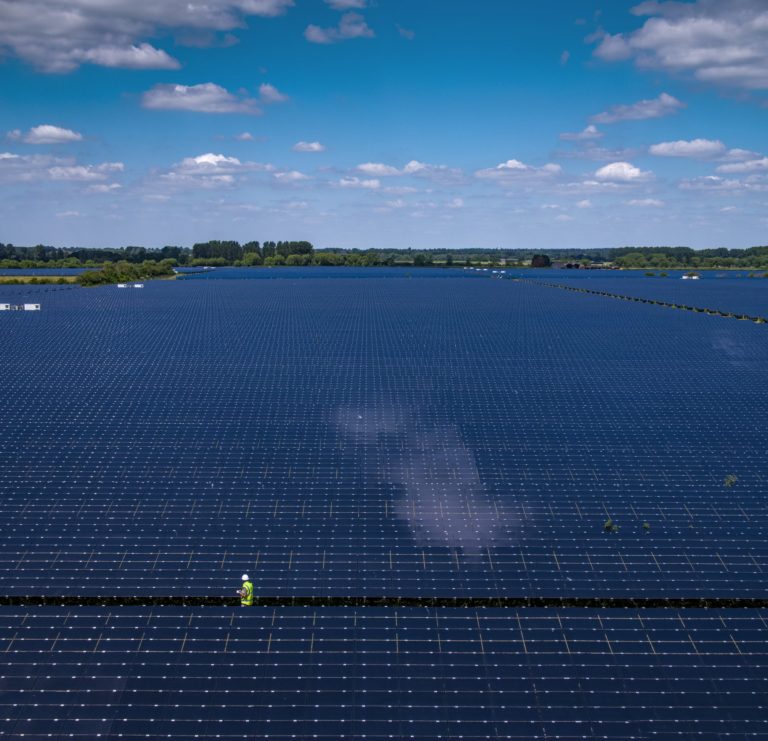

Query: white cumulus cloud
left=339, top=176, right=380, bottom=189
left=356, top=162, right=402, bottom=177
left=12, top=125, right=83, bottom=144
left=158, top=151, right=273, bottom=188
left=353, top=160, right=461, bottom=182
left=716, top=157, right=768, bottom=173
left=48, top=162, right=124, bottom=181
left=273, top=170, right=309, bottom=182
left=305, top=12, right=374, bottom=44
left=560, top=125, right=603, bottom=141
left=142, top=83, right=261, bottom=114
left=679, top=175, right=743, bottom=191
left=626, top=198, right=664, bottom=207
left=88, top=183, right=122, bottom=193
left=81, top=43, right=180, bottom=70
left=591, top=92, right=685, bottom=124
left=258, top=83, right=289, bottom=104
left=721, top=148, right=762, bottom=162
left=293, top=141, right=326, bottom=152
left=475, top=159, right=562, bottom=180
left=403, top=160, right=463, bottom=182
left=0, top=151, right=125, bottom=185
left=593, top=0, right=768, bottom=91
left=649, top=139, right=726, bottom=158
left=594, top=161, right=653, bottom=182
left=181, top=153, right=243, bottom=170
left=0, top=0, right=294, bottom=72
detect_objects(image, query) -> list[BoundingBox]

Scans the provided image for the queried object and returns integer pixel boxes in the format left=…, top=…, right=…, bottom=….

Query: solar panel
left=1, top=607, right=767, bottom=738
left=548, top=270, right=768, bottom=320
left=2, top=268, right=767, bottom=737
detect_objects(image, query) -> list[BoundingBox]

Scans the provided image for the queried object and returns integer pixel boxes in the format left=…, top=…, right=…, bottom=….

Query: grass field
left=0, top=275, right=79, bottom=284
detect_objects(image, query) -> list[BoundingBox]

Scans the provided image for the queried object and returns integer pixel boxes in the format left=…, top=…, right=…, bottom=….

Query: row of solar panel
left=0, top=500, right=764, bottom=517
left=2, top=564, right=766, bottom=597
left=2, top=550, right=763, bottom=567
left=553, top=273, right=768, bottom=318
left=0, top=509, right=763, bottom=531
left=1, top=608, right=766, bottom=739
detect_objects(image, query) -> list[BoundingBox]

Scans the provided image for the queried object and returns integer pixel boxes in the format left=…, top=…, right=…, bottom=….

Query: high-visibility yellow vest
left=241, top=581, right=253, bottom=606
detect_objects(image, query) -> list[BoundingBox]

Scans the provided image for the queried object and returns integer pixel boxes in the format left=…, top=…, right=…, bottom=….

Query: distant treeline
left=610, top=246, right=768, bottom=269
left=2, top=242, right=768, bottom=270
left=190, top=240, right=314, bottom=266
left=0, top=243, right=184, bottom=268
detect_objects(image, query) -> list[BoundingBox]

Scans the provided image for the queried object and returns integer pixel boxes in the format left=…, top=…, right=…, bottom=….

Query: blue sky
left=0, top=0, right=766, bottom=250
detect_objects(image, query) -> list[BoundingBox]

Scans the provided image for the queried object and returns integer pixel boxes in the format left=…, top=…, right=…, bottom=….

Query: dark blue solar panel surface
left=1, top=607, right=767, bottom=739
left=2, top=268, right=767, bottom=737
left=548, top=270, right=768, bottom=319
left=2, top=270, right=767, bottom=597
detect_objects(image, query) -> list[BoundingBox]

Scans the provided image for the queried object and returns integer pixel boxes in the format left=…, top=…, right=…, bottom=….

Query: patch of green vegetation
left=723, top=474, right=738, bottom=488
left=0, top=276, right=76, bottom=284
left=78, top=260, right=176, bottom=286
left=603, top=519, right=619, bottom=533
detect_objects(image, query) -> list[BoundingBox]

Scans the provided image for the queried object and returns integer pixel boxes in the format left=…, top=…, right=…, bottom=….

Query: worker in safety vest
left=238, top=574, right=253, bottom=606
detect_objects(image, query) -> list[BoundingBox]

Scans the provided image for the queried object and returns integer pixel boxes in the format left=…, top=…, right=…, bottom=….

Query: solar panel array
left=2, top=268, right=767, bottom=737
left=2, top=607, right=767, bottom=739
left=550, top=271, right=768, bottom=319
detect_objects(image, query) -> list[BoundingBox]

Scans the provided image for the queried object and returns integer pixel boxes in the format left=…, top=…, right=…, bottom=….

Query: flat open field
left=0, top=275, right=78, bottom=283
left=2, top=267, right=768, bottom=738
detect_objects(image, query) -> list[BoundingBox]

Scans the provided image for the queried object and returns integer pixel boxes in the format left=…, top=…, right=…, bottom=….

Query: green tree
left=616, top=252, right=647, bottom=268
left=242, top=252, right=263, bottom=266
left=286, top=253, right=310, bottom=265
left=192, top=240, right=243, bottom=262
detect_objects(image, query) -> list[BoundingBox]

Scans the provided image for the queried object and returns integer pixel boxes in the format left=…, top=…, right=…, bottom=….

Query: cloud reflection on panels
left=1, top=267, right=768, bottom=738
left=336, top=405, right=515, bottom=557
